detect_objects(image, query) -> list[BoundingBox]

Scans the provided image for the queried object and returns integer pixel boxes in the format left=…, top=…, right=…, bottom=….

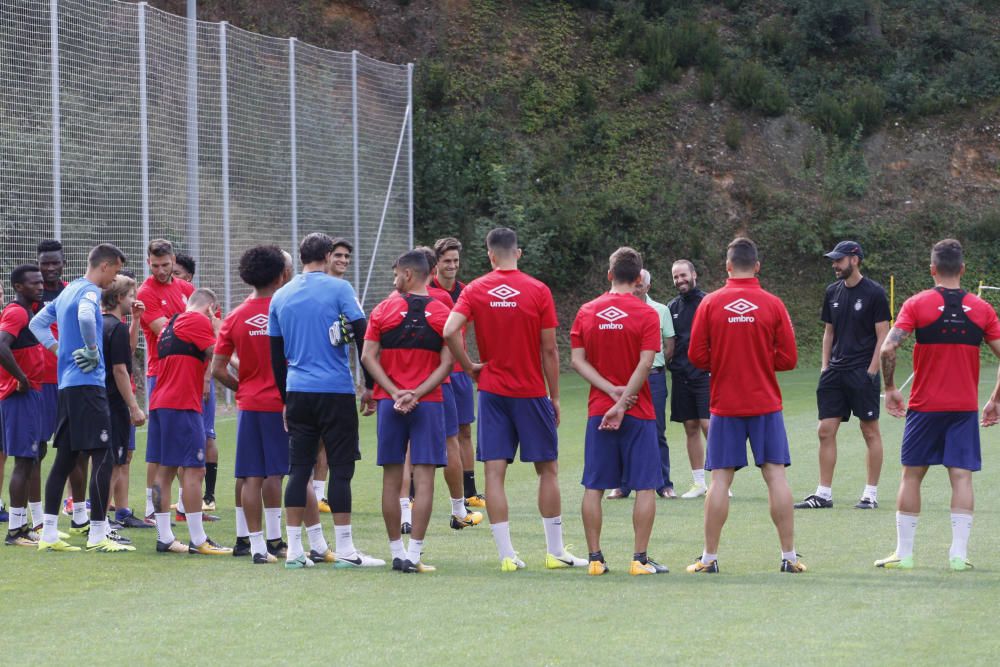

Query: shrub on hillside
left=720, top=61, right=790, bottom=116
left=790, top=0, right=869, bottom=53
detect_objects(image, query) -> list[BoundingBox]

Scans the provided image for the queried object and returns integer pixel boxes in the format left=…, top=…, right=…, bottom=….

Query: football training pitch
left=3, top=366, right=998, bottom=665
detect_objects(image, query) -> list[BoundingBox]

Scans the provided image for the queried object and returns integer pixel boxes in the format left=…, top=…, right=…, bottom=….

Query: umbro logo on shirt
left=596, top=306, right=627, bottom=330
left=488, top=284, right=520, bottom=308
left=723, top=298, right=758, bottom=323
left=245, top=313, right=269, bottom=336
left=937, top=305, right=972, bottom=312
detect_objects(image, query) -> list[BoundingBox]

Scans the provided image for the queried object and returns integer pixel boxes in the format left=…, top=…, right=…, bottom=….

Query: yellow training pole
left=979, top=280, right=984, bottom=298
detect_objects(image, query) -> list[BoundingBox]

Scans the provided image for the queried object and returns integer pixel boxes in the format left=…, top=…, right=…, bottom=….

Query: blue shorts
left=149, top=408, right=206, bottom=468
left=235, top=410, right=289, bottom=478
left=450, top=371, right=475, bottom=425
left=40, top=383, right=58, bottom=442
left=582, top=415, right=660, bottom=491
left=442, top=382, right=459, bottom=438
left=129, top=425, right=136, bottom=451
left=147, top=375, right=157, bottom=399
left=1, top=390, right=44, bottom=459
left=901, top=410, right=980, bottom=471
left=203, top=381, right=217, bottom=440
left=477, top=390, right=558, bottom=463
left=376, top=399, right=446, bottom=467
left=705, top=411, right=791, bottom=471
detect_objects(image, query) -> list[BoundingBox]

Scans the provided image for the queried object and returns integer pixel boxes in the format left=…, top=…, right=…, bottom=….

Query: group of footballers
left=1, top=227, right=998, bottom=575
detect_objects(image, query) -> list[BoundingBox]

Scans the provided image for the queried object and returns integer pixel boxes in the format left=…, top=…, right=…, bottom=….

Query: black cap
left=824, top=240, right=863, bottom=260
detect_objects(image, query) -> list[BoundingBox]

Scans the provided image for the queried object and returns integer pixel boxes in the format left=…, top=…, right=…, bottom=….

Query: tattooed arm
left=880, top=326, right=911, bottom=418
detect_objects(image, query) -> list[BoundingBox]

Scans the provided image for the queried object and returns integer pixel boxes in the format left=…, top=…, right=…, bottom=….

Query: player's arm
left=348, top=317, right=375, bottom=392
left=0, top=331, right=30, bottom=393
left=129, top=299, right=145, bottom=353
left=570, top=347, right=617, bottom=395
left=880, top=326, right=911, bottom=418
left=600, top=350, right=656, bottom=431
left=820, top=323, right=833, bottom=371
left=211, top=352, right=238, bottom=392
left=112, top=362, right=146, bottom=426
left=72, top=296, right=101, bottom=372
left=359, top=338, right=407, bottom=402
left=443, top=311, right=477, bottom=374
left=773, top=304, right=798, bottom=371
left=28, top=302, right=58, bottom=355
left=660, top=306, right=675, bottom=363
left=408, top=346, right=454, bottom=409
left=663, top=335, right=675, bottom=363
left=868, top=320, right=890, bottom=376
left=541, top=327, right=560, bottom=426
left=980, top=338, right=1000, bottom=427
left=687, top=305, right=710, bottom=370
left=268, top=337, right=288, bottom=404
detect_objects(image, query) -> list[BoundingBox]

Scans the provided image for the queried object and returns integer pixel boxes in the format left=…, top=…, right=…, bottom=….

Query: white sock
left=407, top=538, right=423, bottom=564
left=400, top=497, right=412, bottom=524
left=249, top=531, right=267, bottom=557
left=450, top=498, right=468, bottom=519
left=176, top=494, right=186, bottom=514
left=949, top=512, right=973, bottom=560
left=306, top=523, right=328, bottom=554
left=145, top=488, right=154, bottom=517
left=542, top=515, right=564, bottom=555
left=895, top=512, right=918, bottom=559
left=692, top=469, right=706, bottom=487
left=72, top=502, right=88, bottom=525
left=286, top=525, right=304, bottom=560
left=28, top=501, right=43, bottom=528
left=701, top=551, right=717, bottom=565
left=781, top=549, right=797, bottom=563
left=312, top=479, right=325, bottom=502
left=187, top=511, right=207, bottom=546
left=42, top=514, right=59, bottom=543
left=88, top=519, right=107, bottom=546
left=155, top=512, right=175, bottom=544
left=490, top=521, right=516, bottom=560
left=863, top=485, right=878, bottom=502
left=335, top=524, right=356, bottom=555
left=234, top=507, right=249, bottom=538
left=389, top=538, right=406, bottom=561
left=264, top=507, right=283, bottom=541
left=8, top=507, right=27, bottom=531
left=815, top=485, right=833, bottom=501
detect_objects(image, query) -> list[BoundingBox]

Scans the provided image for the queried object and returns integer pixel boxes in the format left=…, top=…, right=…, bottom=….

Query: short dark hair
left=119, top=268, right=137, bottom=280
left=672, top=259, right=696, bottom=275
left=434, top=237, right=462, bottom=258
left=89, top=243, right=127, bottom=269
left=36, top=239, right=63, bottom=255
left=931, top=238, right=963, bottom=277
left=486, top=227, right=517, bottom=255
left=300, top=232, right=335, bottom=265
left=10, top=264, right=40, bottom=288
left=174, top=252, right=196, bottom=277
left=727, top=237, right=758, bottom=271
left=414, top=246, right=438, bottom=271
left=147, top=239, right=174, bottom=257
left=609, top=247, right=642, bottom=284
left=239, top=245, right=287, bottom=288
left=188, top=287, right=217, bottom=308
left=393, top=250, right=430, bottom=281
left=331, top=237, right=353, bottom=253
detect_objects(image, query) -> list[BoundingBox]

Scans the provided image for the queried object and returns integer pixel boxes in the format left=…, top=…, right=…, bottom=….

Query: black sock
left=589, top=550, right=604, bottom=563
left=463, top=471, right=477, bottom=498
left=634, top=551, right=648, bottom=564
left=204, top=463, right=218, bottom=500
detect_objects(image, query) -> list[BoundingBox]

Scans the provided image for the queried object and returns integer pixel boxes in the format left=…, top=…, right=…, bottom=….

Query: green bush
left=823, top=132, right=869, bottom=200
left=420, top=62, right=451, bottom=110
left=696, top=71, right=716, bottom=103
left=790, top=0, right=868, bottom=53
left=847, top=81, right=885, bottom=134
left=811, top=82, right=885, bottom=138
left=669, top=20, right=723, bottom=72
left=758, top=16, right=791, bottom=56
left=724, top=117, right=744, bottom=149
left=635, top=23, right=680, bottom=89
left=721, top=61, right=790, bottom=116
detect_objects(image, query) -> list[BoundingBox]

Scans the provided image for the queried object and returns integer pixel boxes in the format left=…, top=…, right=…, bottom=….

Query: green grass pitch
left=2, top=365, right=999, bottom=665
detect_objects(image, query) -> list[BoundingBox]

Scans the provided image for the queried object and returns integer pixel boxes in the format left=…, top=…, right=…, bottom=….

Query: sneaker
left=794, top=494, right=833, bottom=509
left=630, top=558, right=669, bottom=575
left=31, top=525, right=69, bottom=541
left=874, top=552, right=914, bottom=569
left=333, top=551, right=386, bottom=568
left=949, top=557, right=974, bottom=572
left=681, top=484, right=708, bottom=499
left=318, top=498, right=332, bottom=514
left=119, top=512, right=154, bottom=529
left=253, top=552, right=278, bottom=565
left=266, top=538, right=288, bottom=558
left=201, top=499, right=217, bottom=512
left=657, top=487, right=677, bottom=499
left=0, top=506, right=7, bottom=522
left=142, top=514, right=157, bottom=527
left=175, top=511, right=186, bottom=523
left=400, top=521, right=412, bottom=535
left=69, top=520, right=90, bottom=536
left=203, top=513, right=221, bottom=522
left=156, top=539, right=188, bottom=554
left=854, top=497, right=878, bottom=510
left=308, top=548, right=336, bottom=564
left=106, top=529, right=132, bottom=545
left=86, top=537, right=136, bottom=553
left=38, top=538, right=81, bottom=552
left=605, top=489, right=627, bottom=500
left=189, top=537, right=233, bottom=556
left=61, top=498, right=73, bottom=517
left=686, top=557, right=720, bottom=574
left=500, top=555, right=526, bottom=572
left=232, top=536, right=251, bottom=557
left=465, top=494, right=486, bottom=509
left=588, top=559, right=609, bottom=576
left=285, top=554, right=316, bottom=569
left=392, top=557, right=404, bottom=571
left=544, top=548, right=587, bottom=569
left=450, top=511, right=483, bottom=530
left=6, top=528, right=39, bottom=547
left=400, top=559, right=436, bottom=573
left=780, top=558, right=807, bottom=573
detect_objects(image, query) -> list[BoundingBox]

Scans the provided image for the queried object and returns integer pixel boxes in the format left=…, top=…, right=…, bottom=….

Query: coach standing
left=796, top=241, right=890, bottom=511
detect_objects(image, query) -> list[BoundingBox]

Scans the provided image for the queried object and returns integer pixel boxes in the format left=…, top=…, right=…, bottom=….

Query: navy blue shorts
left=109, top=401, right=132, bottom=465
left=147, top=375, right=157, bottom=400
left=203, top=381, right=217, bottom=440
left=477, top=390, right=558, bottom=463
left=376, top=399, right=446, bottom=467
left=235, top=410, right=289, bottom=478
left=705, top=411, right=791, bottom=471
left=901, top=410, right=980, bottom=471
left=150, top=408, right=206, bottom=468
left=442, top=382, right=459, bottom=438
left=129, top=424, right=136, bottom=452
left=40, top=382, right=58, bottom=442
left=450, top=371, right=475, bottom=425
left=1, top=390, right=44, bottom=459
left=581, top=415, right=660, bottom=491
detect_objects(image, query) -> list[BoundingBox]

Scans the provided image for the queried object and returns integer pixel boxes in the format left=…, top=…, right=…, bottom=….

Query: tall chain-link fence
left=1, top=0, right=412, bottom=315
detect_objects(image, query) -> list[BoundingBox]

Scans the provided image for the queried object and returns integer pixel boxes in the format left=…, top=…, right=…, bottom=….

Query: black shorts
left=816, top=367, right=880, bottom=422
left=670, top=374, right=710, bottom=423
left=285, top=391, right=360, bottom=467
left=53, top=385, right=112, bottom=452
left=108, top=401, right=131, bottom=465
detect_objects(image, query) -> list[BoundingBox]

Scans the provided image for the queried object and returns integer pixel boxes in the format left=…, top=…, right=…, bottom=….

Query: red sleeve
left=175, top=313, right=216, bottom=350
left=139, top=285, right=164, bottom=327
left=688, top=299, right=711, bottom=370
left=569, top=308, right=586, bottom=349
left=539, top=287, right=558, bottom=329
left=641, top=309, right=662, bottom=352
left=0, top=305, right=27, bottom=337
left=894, top=296, right=918, bottom=332
left=982, top=307, right=1000, bottom=342
left=773, top=300, right=798, bottom=371
left=426, top=301, right=450, bottom=337
left=215, top=312, right=236, bottom=356
left=453, top=283, right=474, bottom=321
left=364, top=302, right=384, bottom=342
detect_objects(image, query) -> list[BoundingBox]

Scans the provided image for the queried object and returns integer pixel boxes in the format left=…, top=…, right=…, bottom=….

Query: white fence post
left=289, top=37, right=298, bottom=270
left=220, top=22, right=231, bottom=313
left=49, top=0, right=61, bottom=241
left=407, top=62, right=414, bottom=248
left=138, top=2, right=150, bottom=276
left=186, top=0, right=200, bottom=278
left=351, top=50, right=361, bottom=290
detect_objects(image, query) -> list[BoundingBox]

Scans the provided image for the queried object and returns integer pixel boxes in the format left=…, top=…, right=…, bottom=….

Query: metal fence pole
left=220, top=22, right=231, bottom=406
left=49, top=0, right=61, bottom=241
left=289, top=37, right=298, bottom=271
left=351, top=50, right=361, bottom=290
left=407, top=63, right=414, bottom=248
left=139, top=3, right=150, bottom=275
left=186, top=0, right=200, bottom=279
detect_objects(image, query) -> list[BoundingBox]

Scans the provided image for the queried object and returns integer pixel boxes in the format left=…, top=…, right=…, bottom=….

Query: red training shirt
left=570, top=292, right=661, bottom=420
left=427, top=285, right=459, bottom=378
left=452, top=269, right=558, bottom=398
left=688, top=277, right=797, bottom=417
left=216, top=296, right=283, bottom=413
left=150, top=311, right=215, bottom=412
left=0, top=303, right=46, bottom=400
left=365, top=292, right=451, bottom=403
left=138, top=275, right=195, bottom=378
left=37, top=281, right=67, bottom=384
left=894, top=287, right=1000, bottom=412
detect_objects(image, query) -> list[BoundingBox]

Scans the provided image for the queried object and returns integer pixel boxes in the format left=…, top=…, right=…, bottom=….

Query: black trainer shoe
left=400, top=522, right=412, bottom=535
left=780, top=558, right=807, bottom=573
left=232, top=536, right=251, bottom=557
left=854, top=497, right=878, bottom=509
left=392, top=557, right=404, bottom=571
left=107, top=529, right=132, bottom=545
left=794, top=494, right=833, bottom=509
left=266, top=538, right=288, bottom=558
left=252, top=552, right=277, bottom=564
left=119, top=512, right=154, bottom=529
